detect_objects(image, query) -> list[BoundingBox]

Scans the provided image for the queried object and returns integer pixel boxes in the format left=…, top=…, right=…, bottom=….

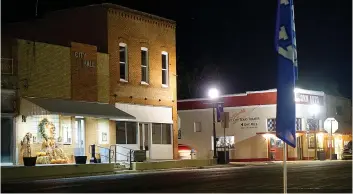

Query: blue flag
left=216, top=103, right=224, bottom=122
left=275, top=0, right=297, bottom=148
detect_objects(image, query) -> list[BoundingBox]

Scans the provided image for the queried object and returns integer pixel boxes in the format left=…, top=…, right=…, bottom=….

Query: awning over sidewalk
left=20, top=97, right=136, bottom=120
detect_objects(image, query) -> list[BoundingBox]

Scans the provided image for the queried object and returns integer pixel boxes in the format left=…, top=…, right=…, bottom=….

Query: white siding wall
left=178, top=102, right=326, bottom=160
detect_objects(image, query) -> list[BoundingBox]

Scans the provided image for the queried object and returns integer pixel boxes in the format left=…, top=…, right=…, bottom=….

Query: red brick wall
left=107, top=7, right=178, bottom=158
left=71, top=42, right=98, bottom=102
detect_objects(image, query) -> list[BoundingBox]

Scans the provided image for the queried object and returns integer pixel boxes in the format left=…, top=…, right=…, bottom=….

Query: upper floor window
left=119, top=43, right=128, bottom=82
left=141, top=47, right=149, bottom=84
left=161, top=51, right=169, bottom=87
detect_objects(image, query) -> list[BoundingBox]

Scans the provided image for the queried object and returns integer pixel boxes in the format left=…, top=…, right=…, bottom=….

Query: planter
left=23, top=157, right=37, bottom=166
left=75, top=156, right=87, bottom=164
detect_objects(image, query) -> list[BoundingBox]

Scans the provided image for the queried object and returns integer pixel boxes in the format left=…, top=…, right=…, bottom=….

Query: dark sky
left=2, top=0, right=352, bottom=99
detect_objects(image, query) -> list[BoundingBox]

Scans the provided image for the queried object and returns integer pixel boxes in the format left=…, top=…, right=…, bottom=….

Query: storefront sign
left=295, top=93, right=324, bottom=105
left=239, top=117, right=260, bottom=129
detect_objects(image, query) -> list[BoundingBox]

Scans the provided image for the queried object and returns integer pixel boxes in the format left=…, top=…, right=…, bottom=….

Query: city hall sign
left=74, top=51, right=96, bottom=68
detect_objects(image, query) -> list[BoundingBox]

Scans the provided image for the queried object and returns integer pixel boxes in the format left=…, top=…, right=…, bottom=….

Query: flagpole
left=283, top=142, right=287, bottom=193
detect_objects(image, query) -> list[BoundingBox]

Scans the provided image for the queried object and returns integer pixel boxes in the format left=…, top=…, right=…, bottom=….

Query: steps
left=114, top=163, right=129, bottom=170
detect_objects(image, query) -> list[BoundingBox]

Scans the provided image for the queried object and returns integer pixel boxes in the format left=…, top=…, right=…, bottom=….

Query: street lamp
left=309, top=104, right=320, bottom=160
left=208, top=88, right=219, bottom=159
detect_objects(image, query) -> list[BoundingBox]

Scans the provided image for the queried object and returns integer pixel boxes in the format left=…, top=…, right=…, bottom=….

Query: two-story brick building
left=1, top=3, right=177, bottom=165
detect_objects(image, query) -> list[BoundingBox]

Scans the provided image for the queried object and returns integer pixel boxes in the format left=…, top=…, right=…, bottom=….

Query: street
left=2, top=161, right=352, bottom=193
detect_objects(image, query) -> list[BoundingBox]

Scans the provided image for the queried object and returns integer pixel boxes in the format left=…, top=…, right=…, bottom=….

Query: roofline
left=10, top=3, right=176, bottom=26
left=177, top=88, right=325, bottom=102
left=102, top=3, right=176, bottom=25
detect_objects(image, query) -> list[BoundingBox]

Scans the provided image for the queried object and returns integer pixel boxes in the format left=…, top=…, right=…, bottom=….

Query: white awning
left=115, top=103, right=173, bottom=124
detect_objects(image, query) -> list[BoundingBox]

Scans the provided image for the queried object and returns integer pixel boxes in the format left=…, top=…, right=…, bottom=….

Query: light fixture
left=208, top=88, right=219, bottom=99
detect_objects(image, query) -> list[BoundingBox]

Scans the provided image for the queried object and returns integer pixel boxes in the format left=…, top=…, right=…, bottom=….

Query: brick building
left=1, top=3, right=177, bottom=165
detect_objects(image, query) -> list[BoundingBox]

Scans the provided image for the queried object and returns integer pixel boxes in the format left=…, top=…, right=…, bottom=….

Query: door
left=297, top=136, right=303, bottom=160
left=75, top=118, right=85, bottom=156
left=1, top=117, right=13, bottom=164
left=269, top=137, right=284, bottom=161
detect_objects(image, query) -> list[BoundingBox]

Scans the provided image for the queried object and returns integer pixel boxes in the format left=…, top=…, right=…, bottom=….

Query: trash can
left=317, top=151, right=326, bottom=160
left=217, top=151, right=229, bottom=164
left=331, top=154, right=337, bottom=160
left=190, top=149, right=197, bottom=160
left=134, top=150, right=146, bottom=162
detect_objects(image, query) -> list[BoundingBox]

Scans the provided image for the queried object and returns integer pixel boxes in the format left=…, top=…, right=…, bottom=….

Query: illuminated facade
left=178, top=88, right=352, bottom=161
left=1, top=3, right=177, bottom=165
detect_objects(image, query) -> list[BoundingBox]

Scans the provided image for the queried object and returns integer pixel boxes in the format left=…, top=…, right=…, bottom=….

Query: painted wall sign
left=295, top=93, right=324, bottom=105
left=71, top=42, right=98, bottom=102
left=239, top=117, right=260, bottom=129
left=74, top=51, right=96, bottom=68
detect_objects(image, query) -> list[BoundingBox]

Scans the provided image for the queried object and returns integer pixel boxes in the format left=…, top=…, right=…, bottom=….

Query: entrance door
left=139, top=123, right=149, bottom=151
left=297, top=136, right=303, bottom=160
left=269, top=137, right=284, bottom=161
left=1, top=117, right=13, bottom=164
left=75, top=118, right=85, bottom=156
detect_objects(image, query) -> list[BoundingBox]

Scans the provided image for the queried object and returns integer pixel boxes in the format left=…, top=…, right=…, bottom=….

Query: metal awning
left=21, top=97, right=136, bottom=120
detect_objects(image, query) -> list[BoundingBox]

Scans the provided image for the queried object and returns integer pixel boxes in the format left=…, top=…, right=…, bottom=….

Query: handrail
left=89, top=144, right=135, bottom=170
left=110, top=144, right=134, bottom=170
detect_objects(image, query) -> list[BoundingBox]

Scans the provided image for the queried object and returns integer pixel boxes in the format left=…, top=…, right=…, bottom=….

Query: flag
left=216, top=103, right=224, bottom=122
left=275, top=0, right=297, bottom=148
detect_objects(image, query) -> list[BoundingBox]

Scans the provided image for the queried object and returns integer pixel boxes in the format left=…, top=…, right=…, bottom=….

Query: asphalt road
left=2, top=161, right=352, bottom=193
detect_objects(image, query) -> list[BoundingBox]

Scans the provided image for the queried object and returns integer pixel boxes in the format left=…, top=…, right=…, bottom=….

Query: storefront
left=115, top=103, right=174, bottom=160
left=178, top=88, right=352, bottom=161
left=15, top=97, right=135, bottom=165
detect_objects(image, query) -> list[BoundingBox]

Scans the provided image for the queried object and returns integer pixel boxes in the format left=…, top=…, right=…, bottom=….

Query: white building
left=177, top=88, right=352, bottom=161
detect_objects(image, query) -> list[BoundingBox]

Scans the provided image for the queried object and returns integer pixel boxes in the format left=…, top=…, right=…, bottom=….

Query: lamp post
left=208, top=88, right=219, bottom=159
left=309, top=104, right=320, bottom=160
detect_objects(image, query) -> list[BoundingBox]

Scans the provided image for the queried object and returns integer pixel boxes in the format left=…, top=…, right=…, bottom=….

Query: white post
left=283, top=142, right=287, bottom=193
left=330, top=120, right=332, bottom=160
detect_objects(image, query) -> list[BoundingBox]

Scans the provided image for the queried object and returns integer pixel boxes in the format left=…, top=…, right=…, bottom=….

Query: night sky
left=2, top=0, right=352, bottom=99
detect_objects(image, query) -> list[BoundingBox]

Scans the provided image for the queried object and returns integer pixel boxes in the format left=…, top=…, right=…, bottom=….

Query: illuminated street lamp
left=309, top=104, right=320, bottom=160
left=208, top=88, right=219, bottom=159
left=208, top=88, right=219, bottom=99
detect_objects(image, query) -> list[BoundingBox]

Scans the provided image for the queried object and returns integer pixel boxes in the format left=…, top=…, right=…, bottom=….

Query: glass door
left=75, top=118, right=85, bottom=156
left=269, top=137, right=284, bottom=161
left=1, top=117, right=13, bottom=164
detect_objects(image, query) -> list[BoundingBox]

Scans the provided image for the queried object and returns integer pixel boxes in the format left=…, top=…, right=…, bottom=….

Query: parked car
left=341, top=141, right=352, bottom=160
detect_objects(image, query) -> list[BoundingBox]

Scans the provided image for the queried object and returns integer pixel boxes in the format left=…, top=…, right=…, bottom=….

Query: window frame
left=161, top=51, right=169, bottom=87
left=119, top=43, right=128, bottom=82
left=152, top=123, right=172, bottom=145
left=194, top=122, right=202, bottom=132
left=141, top=47, right=149, bottom=84
left=116, top=121, right=137, bottom=144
